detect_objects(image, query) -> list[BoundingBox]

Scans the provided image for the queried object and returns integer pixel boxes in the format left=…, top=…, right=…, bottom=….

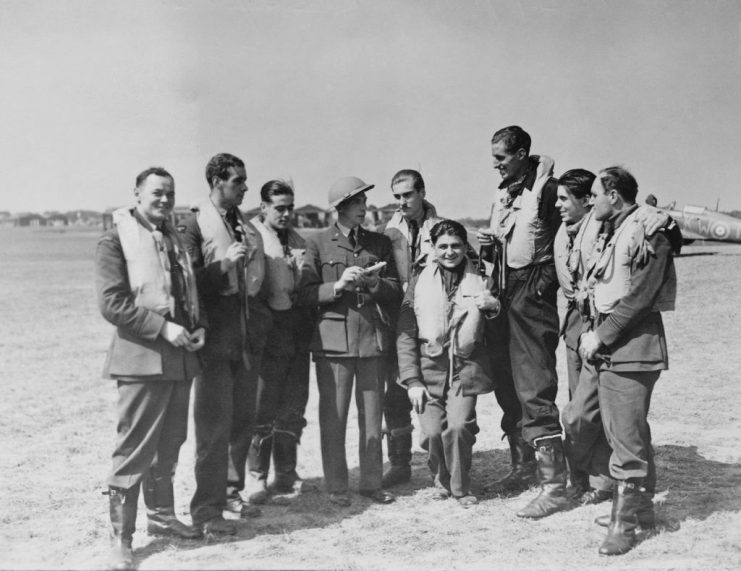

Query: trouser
left=315, top=356, right=384, bottom=493
left=562, top=360, right=613, bottom=489
left=500, top=263, right=561, bottom=444
left=418, top=386, right=478, bottom=497
left=191, top=354, right=257, bottom=525
left=383, top=357, right=413, bottom=436
left=562, top=305, right=583, bottom=398
left=484, top=315, right=521, bottom=435
left=108, top=379, right=191, bottom=490
left=598, top=369, right=660, bottom=490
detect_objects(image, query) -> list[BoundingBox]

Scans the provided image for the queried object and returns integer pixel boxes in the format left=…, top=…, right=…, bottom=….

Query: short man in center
left=299, top=176, right=402, bottom=506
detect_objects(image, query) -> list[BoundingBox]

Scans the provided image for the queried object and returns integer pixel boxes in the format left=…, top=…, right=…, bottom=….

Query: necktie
left=408, top=219, right=419, bottom=261
left=348, top=228, right=356, bottom=249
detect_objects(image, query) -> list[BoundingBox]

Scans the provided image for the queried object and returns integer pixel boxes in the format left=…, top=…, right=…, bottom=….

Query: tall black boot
left=272, top=430, right=306, bottom=493
left=244, top=432, right=273, bottom=503
left=142, top=469, right=202, bottom=539
left=107, top=485, right=139, bottom=571
left=382, top=428, right=413, bottom=489
left=486, top=431, right=537, bottom=494
left=598, top=480, right=654, bottom=555
left=516, top=436, right=574, bottom=518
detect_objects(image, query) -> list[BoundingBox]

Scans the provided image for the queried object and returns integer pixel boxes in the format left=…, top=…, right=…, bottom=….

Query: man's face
left=433, top=234, right=466, bottom=270
left=261, top=193, right=294, bottom=232
left=135, top=174, right=175, bottom=226
left=590, top=177, right=615, bottom=221
left=392, top=180, right=425, bottom=222
left=215, top=166, right=248, bottom=207
left=491, top=140, right=528, bottom=185
left=556, top=185, right=590, bottom=225
left=337, top=192, right=367, bottom=229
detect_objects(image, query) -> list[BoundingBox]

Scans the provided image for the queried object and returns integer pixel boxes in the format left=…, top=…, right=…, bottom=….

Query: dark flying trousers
left=190, top=354, right=257, bottom=525
left=315, top=357, right=384, bottom=493
left=108, top=379, right=191, bottom=490
left=383, top=354, right=413, bottom=434
left=484, top=314, right=522, bottom=436
left=500, top=262, right=561, bottom=444
left=418, top=387, right=478, bottom=497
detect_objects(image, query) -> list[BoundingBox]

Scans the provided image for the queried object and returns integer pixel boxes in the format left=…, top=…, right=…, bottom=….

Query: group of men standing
left=95, top=124, right=679, bottom=569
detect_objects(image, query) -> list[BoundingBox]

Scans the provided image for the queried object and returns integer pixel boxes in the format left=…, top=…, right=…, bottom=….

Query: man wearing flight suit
left=96, top=167, right=205, bottom=570
left=299, top=176, right=402, bottom=506
left=180, top=153, right=267, bottom=535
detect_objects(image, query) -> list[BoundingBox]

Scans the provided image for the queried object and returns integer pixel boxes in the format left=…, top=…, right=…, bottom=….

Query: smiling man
left=96, top=167, right=205, bottom=569
left=180, top=153, right=266, bottom=535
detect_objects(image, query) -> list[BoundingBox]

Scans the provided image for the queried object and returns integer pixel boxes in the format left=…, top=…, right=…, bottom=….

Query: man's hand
left=185, top=327, right=206, bottom=352
left=408, top=386, right=431, bottom=414
left=476, top=228, right=497, bottom=248
left=473, top=290, right=501, bottom=313
left=221, top=242, right=249, bottom=271
left=334, top=266, right=366, bottom=294
left=579, top=330, right=602, bottom=361
left=636, top=206, right=670, bottom=237
left=162, top=322, right=192, bottom=347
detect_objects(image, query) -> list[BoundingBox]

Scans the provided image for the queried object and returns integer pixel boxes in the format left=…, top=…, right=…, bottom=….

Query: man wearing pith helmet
left=299, top=176, right=402, bottom=507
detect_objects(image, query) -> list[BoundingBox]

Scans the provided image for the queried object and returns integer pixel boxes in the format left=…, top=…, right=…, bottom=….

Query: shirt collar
left=336, top=220, right=354, bottom=237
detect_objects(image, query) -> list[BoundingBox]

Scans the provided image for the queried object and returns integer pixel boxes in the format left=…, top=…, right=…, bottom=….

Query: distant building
left=294, top=204, right=328, bottom=228
left=46, top=214, right=69, bottom=227
left=376, top=203, right=398, bottom=225
left=15, top=214, right=47, bottom=227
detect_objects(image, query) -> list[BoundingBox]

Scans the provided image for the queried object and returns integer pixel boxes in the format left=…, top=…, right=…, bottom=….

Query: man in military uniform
left=299, top=176, right=402, bottom=506
left=377, top=169, right=440, bottom=488
left=180, top=153, right=266, bottom=535
left=96, top=167, right=205, bottom=570
left=579, top=167, right=676, bottom=555
left=477, top=126, right=566, bottom=518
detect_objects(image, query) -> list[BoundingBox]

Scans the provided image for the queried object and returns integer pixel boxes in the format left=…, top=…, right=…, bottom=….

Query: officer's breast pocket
left=321, top=259, right=346, bottom=281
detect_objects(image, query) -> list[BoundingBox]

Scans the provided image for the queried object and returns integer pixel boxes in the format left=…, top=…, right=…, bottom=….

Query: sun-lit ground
left=1, top=228, right=740, bottom=570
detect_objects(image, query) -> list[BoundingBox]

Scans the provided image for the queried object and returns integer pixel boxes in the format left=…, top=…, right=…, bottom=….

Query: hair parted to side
left=135, top=166, right=173, bottom=188
left=205, top=153, right=245, bottom=188
left=490, top=125, right=531, bottom=154
left=557, top=169, right=596, bottom=200
left=391, top=169, right=425, bottom=192
left=430, top=219, right=468, bottom=245
left=599, top=166, right=638, bottom=204
left=260, top=179, right=294, bottom=203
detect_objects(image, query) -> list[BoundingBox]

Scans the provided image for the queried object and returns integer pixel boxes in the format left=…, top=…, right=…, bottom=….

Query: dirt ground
left=1, top=227, right=740, bottom=570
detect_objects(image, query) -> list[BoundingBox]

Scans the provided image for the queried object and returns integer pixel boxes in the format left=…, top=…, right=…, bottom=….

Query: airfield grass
left=1, top=227, right=741, bottom=570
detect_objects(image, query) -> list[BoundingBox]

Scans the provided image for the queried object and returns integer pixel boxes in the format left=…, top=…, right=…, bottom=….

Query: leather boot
left=486, top=431, right=537, bottom=494
left=381, top=429, right=413, bottom=489
left=245, top=432, right=273, bottom=503
left=516, top=436, right=574, bottom=518
left=599, top=481, right=654, bottom=555
left=142, top=469, right=202, bottom=539
left=595, top=485, right=655, bottom=530
left=272, top=430, right=307, bottom=493
left=107, top=485, right=139, bottom=571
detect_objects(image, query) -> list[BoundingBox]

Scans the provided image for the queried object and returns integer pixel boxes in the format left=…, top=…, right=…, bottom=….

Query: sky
left=1, top=0, right=740, bottom=218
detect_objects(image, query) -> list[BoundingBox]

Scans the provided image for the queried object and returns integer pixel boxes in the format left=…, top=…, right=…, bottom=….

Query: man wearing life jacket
left=377, top=169, right=440, bottom=488
left=578, top=166, right=676, bottom=556
left=476, top=126, right=566, bottom=516
left=96, top=167, right=205, bottom=570
left=179, top=153, right=267, bottom=535
left=299, top=176, right=402, bottom=507
left=397, top=219, right=498, bottom=507
left=244, top=179, right=313, bottom=503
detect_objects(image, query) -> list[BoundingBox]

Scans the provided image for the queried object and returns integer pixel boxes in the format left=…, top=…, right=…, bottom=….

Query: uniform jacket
left=179, top=207, right=270, bottom=361
left=96, top=211, right=205, bottom=381
left=396, top=260, right=494, bottom=398
left=298, top=223, right=402, bottom=358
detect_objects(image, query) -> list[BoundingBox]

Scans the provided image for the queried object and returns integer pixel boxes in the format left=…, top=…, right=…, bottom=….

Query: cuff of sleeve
left=593, top=324, right=616, bottom=348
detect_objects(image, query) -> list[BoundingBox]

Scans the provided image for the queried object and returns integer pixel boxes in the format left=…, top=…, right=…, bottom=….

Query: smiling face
left=337, top=192, right=367, bottom=229
left=261, top=193, right=294, bottom=232
left=556, top=185, right=590, bottom=225
left=392, top=179, right=425, bottom=222
left=590, top=177, right=615, bottom=222
left=433, top=233, right=466, bottom=270
left=214, top=166, right=248, bottom=208
left=491, top=140, right=528, bottom=185
left=135, top=174, right=175, bottom=226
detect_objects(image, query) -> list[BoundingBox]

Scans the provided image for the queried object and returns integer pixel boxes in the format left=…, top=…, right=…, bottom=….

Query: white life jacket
left=113, top=208, right=199, bottom=324
left=191, top=197, right=265, bottom=298
left=489, top=155, right=555, bottom=269
left=413, top=260, right=489, bottom=359
left=591, top=207, right=677, bottom=314
left=251, top=217, right=305, bottom=311
left=383, top=201, right=439, bottom=289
